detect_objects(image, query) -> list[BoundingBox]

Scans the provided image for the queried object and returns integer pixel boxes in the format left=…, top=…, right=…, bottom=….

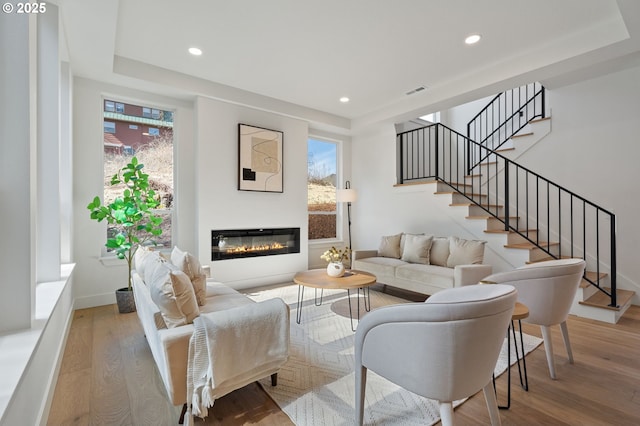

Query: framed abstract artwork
left=238, top=123, right=284, bottom=192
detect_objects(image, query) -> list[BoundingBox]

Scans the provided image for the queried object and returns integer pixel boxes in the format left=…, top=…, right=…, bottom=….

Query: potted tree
left=87, top=156, right=163, bottom=313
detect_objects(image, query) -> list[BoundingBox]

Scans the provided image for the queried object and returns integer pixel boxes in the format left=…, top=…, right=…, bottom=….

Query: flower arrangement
left=320, top=246, right=350, bottom=264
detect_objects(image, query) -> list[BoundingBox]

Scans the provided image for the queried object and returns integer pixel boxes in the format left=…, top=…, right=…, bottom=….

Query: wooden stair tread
left=465, top=174, right=482, bottom=178
left=496, top=147, right=515, bottom=153
left=435, top=191, right=486, bottom=197
left=484, top=229, right=536, bottom=235
left=393, top=181, right=436, bottom=187
left=526, top=255, right=574, bottom=264
left=450, top=203, right=502, bottom=208
left=579, top=288, right=635, bottom=311
left=580, top=271, right=609, bottom=288
left=480, top=161, right=498, bottom=166
left=466, top=215, right=519, bottom=220
left=529, top=116, right=551, bottom=124
left=504, top=241, right=559, bottom=250
left=511, top=132, right=534, bottom=139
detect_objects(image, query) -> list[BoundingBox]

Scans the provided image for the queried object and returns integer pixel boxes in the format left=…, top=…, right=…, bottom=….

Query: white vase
left=327, top=262, right=345, bottom=278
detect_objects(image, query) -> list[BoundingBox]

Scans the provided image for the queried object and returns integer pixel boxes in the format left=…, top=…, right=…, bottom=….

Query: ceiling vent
left=406, top=86, right=426, bottom=96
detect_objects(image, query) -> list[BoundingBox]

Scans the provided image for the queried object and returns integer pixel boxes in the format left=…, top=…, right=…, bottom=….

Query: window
left=308, top=138, right=338, bottom=240
left=419, top=112, right=440, bottom=123
left=104, top=121, right=115, bottom=133
left=103, top=100, right=174, bottom=251
left=151, top=108, right=161, bottom=119
left=105, top=100, right=125, bottom=113
left=142, top=107, right=151, bottom=118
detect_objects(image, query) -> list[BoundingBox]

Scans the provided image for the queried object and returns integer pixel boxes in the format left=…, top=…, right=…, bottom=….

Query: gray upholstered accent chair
left=481, top=258, right=586, bottom=379
left=355, top=284, right=517, bottom=426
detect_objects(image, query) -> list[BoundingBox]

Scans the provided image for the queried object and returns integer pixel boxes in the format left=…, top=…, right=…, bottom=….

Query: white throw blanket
left=185, top=298, right=289, bottom=425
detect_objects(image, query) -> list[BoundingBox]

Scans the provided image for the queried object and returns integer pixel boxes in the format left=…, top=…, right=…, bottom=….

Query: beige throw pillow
left=401, top=234, right=434, bottom=264
left=400, top=233, right=423, bottom=254
left=446, top=236, right=486, bottom=267
left=429, top=237, right=451, bottom=267
left=148, top=262, right=200, bottom=328
left=171, top=246, right=207, bottom=306
left=378, top=233, right=402, bottom=259
left=134, top=246, right=154, bottom=282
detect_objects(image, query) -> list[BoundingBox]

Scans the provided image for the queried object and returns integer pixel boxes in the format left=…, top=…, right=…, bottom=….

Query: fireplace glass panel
left=211, top=228, right=300, bottom=261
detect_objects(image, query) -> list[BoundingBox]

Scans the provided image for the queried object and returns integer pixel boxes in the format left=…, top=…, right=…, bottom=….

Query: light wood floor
left=48, top=286, right=640, bottom=425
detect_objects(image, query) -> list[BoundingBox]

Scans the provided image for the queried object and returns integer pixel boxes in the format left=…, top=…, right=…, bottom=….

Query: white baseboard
left=222, top=272, right=296, bottom=291
left=38, top=302, right=75, bottom=425
left=74, top=291, right=116, bottom=310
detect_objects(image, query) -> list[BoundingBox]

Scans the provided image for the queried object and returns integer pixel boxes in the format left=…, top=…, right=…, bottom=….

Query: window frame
left=307, top=135, right=344, bottom=245
left=100, top=96, right=176, bottom=259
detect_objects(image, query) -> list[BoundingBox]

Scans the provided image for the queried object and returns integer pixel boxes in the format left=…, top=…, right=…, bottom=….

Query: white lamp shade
left=336, top=188, right=357, bottom=203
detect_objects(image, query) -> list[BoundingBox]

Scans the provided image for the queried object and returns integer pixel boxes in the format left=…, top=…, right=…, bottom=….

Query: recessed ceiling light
left=465, top=34, right=481, bottom=45
left=188, top=47, right=203, bottom=56
left=339, top=97, right=350, bottom=103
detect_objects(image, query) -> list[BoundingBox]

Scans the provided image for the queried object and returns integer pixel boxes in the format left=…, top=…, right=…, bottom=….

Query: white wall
left=72, top=78, right=196, bottom=308
left=195, top=97, right=309, bottom=288
left=351, top=123, right=495, bottom=252
left=516, top=66, right=640, bottom=300
left=72, top=79, right=349, bottom=303
left=352, top=65, right=640, bottom=303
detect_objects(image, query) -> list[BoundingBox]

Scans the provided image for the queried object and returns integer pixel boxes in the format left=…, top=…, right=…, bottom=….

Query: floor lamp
left=336, top=181, right=358, bottom=253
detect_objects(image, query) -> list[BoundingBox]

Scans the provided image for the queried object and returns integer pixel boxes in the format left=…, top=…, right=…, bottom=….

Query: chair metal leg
left=541, top=325, right=557, bottom=379
left=560, top=321, right=574, bottom=364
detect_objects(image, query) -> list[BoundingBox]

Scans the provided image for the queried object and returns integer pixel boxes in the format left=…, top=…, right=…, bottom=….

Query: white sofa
left=131, top=247, right=289, bottom=422
left=352, top=234, right=492, bottom=296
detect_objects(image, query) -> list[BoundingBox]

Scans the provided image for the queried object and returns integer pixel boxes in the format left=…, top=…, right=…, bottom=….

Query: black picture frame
left=238, top=123, right=284, bottom=193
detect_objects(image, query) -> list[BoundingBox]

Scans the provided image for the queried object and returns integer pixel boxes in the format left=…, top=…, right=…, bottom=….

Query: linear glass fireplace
left=211, top=228, right=300, bottom=261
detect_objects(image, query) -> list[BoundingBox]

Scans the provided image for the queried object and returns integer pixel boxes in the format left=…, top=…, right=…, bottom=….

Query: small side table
left=496, top=302, right=530, bottom=409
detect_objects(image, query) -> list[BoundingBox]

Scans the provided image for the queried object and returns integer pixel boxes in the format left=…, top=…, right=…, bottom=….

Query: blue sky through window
left=308, top=138, right=336, bottom=178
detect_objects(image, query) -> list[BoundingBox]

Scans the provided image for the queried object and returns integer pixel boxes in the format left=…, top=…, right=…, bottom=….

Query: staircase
left=396, top=84, right=634, bottom=323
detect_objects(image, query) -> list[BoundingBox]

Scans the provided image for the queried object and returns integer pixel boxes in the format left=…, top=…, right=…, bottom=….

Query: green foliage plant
left=87, top=157, right=163, bottom=291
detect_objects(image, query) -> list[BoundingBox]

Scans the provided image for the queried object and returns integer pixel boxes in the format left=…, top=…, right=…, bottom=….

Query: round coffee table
left=293, top=269, right=377, bottom=330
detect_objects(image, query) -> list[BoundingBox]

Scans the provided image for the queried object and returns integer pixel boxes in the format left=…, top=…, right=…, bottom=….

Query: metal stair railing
left=466, top=82, right=545, bottom=173
left=397, top=123, right=617, bottom=307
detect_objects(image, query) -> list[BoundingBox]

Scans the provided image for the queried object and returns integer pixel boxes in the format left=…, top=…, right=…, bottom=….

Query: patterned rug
left=247, top=284, right=542, bottom=426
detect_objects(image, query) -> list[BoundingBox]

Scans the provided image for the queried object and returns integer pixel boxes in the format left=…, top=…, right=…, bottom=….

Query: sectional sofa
left=131, top=246, right=289, bottom=422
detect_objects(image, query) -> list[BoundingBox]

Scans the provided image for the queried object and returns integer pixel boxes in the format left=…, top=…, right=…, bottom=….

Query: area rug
left=247, top=284, right=542, bottom=426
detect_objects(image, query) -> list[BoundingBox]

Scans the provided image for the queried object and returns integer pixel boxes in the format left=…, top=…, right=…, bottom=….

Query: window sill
left=99, top=247, right=171, bottom=267
left=0, top=263, right=75, bottom=421
left=309, top=239, right=346, bottom=247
